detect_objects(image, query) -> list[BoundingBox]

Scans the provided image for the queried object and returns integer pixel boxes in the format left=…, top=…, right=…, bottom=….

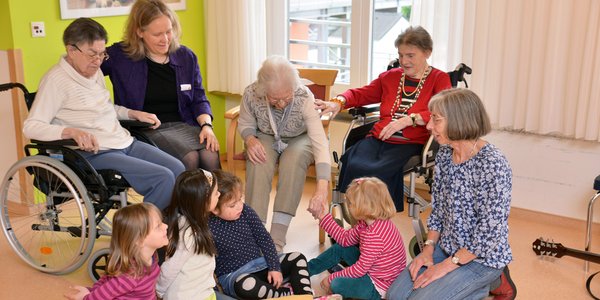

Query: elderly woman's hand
left=129, top=110, right=161, bottom=129
left=62, top=127, right=99, bottom=154
left=379, top=116, right=412, bottom=141
left=245, top=136, right=267, bottom=164
left=314, top=99, right=342, bottom=118
left=308, top=179, right=329, bottom=220
left=199, top=126, right=220, bottom=152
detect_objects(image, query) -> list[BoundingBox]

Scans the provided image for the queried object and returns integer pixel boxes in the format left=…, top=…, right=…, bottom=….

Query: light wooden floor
left=1, top=163, right=599, bottom=299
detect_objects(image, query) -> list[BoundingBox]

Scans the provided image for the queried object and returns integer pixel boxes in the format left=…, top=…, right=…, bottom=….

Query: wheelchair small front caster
left=88, top=248, right=110, bottom=282
left=408, top=235, right=427, bottom=258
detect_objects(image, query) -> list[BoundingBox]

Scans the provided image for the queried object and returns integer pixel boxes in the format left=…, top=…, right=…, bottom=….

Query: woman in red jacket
left=315, top=26, right=451, bottom=211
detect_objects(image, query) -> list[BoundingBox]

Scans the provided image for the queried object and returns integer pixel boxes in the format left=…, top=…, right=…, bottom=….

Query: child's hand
left=64, top=285, right=90, bottom=300
left=268, top=271, right=283, bottom=288
left=320, top=277, right=332, bottom=294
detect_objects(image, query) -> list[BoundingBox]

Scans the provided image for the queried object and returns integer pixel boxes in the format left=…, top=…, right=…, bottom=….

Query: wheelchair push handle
left=0, top=82, right=30, bottom=94
left=0, top=82, right=36, bottom=110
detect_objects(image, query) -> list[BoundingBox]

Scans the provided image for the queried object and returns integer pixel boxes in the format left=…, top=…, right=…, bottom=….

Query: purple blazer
left=101, top=42, right=213, bottom=126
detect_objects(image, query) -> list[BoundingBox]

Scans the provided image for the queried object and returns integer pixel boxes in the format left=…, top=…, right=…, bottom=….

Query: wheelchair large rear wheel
left=0, top=156, right=96, bottom=274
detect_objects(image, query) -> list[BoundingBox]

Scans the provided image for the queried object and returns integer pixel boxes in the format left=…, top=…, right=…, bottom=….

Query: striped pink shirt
left=84, top=256, right=160, bottom=300
left=321, top=214, right=406, bottom=295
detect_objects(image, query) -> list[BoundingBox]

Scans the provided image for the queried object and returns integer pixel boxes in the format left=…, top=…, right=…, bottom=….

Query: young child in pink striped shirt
left=65, top=203, right=168, bottom=300
left=307, top=177, right=407, bottom=300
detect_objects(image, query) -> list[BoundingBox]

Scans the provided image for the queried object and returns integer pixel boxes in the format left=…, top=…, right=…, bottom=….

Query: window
left=287, top=0, right=412, bottom=87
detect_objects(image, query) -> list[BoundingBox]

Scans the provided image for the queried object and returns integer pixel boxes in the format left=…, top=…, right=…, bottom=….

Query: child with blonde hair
left=65, top=203, right=168, bottom=300
left=308, top=177, right=407, bottom=300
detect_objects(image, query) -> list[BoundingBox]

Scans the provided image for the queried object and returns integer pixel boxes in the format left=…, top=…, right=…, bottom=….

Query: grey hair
left=256, top=55, right=301, bottom=97
left=428, top=88, right=491, bottom=141
left=63, top=18, right=108, bottom=46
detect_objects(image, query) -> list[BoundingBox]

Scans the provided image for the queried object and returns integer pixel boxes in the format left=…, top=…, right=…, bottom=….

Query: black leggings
left=233, top=252, right=312, bottom=299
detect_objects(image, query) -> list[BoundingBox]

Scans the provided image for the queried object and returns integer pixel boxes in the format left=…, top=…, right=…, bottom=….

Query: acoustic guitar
left=532, top=238, right=600, bottom=299
left=532, top=238, right=600, bottom=264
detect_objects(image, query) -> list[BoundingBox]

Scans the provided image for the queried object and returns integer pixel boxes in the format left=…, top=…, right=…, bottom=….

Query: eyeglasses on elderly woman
left=266, top=91, right=294, bottom=105
left=70, top=44, right=109, bottom=62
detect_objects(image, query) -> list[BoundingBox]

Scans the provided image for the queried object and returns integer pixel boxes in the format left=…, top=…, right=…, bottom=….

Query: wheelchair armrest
left=119, top=120, right=154, bottom=129
left=420, top=136, right=439, bottom=168
left=349, top=103, right=381, bottom=117
left=31, top=139, right=77, bottom=146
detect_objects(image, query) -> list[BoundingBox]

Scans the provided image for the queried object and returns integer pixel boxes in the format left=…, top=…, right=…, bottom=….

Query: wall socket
left=31, top=22, right=45, bottom=38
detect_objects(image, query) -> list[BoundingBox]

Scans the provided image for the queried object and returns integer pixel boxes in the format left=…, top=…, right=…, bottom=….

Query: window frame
left=268, top=0, right=375, bottom=91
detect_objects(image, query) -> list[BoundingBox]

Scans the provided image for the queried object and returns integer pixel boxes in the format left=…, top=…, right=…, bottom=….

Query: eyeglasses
left=71, top=44, right=109, bottom=62
left=430, top=114, right=445, bottom=124
left=267, top=93, right=293, bottom=105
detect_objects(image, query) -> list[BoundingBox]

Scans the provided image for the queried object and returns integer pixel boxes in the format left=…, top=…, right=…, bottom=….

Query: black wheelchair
left=329, top=63, right=472, bottom=258
left=0, top=82, right=154, bottom=280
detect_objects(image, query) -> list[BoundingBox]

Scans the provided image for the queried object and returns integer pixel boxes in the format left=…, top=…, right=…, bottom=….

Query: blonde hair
left=428, top=88, right=491, bottom=141
left=107, top=203, right=162, bottom=278
left=256, top=55, right=301, bottom=97
left=122, top=0, right=181, bottom=60
left=345, top=177, right=396, bottom=221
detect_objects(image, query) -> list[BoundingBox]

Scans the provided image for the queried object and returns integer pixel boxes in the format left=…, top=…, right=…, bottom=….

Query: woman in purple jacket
left=101, top=0, right=220, bottom=171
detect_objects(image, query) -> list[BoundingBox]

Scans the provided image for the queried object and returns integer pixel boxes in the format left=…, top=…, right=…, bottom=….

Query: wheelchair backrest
left=386, top=59, right=471, bottom=88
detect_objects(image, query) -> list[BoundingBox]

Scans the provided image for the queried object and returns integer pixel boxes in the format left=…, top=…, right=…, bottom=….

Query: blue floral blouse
left=427, top=143, right=513, bottom=269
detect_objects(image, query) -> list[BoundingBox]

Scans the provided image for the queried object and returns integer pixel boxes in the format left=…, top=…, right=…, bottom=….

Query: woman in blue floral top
left=388, top=88, right=515, bottom=300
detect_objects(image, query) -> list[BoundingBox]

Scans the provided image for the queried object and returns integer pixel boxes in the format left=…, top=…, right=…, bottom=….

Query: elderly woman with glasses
left=238, top=55, right=331, bottom=252
left=23, top=17, right=185, bottom=210
left=388, top=88, right=514, bottom=300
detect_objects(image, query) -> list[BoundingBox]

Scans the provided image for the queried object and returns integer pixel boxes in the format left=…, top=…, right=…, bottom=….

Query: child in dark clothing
left=209, top=170, right=313, bottom=299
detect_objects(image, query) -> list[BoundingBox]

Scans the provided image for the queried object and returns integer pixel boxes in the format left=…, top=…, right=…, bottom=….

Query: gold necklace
left=390, top=66, right=431, bottom=119
left=401, top=66, right=429, bottom=97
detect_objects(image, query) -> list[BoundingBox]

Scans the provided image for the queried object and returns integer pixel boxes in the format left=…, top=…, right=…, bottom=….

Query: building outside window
left=288, top=0, right=411, bottom=86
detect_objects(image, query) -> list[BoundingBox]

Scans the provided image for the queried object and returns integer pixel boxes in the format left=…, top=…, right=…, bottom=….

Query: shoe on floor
left=490, top=266, right=517, bottom=300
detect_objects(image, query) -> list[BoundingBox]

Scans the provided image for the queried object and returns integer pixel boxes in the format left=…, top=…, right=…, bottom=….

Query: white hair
left=256, top=55, right=301, bottom=96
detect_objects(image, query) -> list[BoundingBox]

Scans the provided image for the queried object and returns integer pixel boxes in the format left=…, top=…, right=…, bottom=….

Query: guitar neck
left=564, top=247, right=600, bottom=264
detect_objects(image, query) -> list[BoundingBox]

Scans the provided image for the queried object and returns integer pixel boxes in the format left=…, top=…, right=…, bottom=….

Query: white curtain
left=412, top=0, right=600, bottom=141
left=204, top=0, right=267, bottom=95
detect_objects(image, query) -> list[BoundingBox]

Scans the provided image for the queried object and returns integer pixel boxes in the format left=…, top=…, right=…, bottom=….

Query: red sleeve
left=320, top=214, right=361, bottom=247
left=339, top=72, right=388, bottom=109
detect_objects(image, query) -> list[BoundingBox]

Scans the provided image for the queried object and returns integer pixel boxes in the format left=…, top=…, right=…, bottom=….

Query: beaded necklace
left=390, top=66, right=432, bottom=119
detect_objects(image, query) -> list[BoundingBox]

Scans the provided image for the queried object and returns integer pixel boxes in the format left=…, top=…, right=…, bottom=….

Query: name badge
left=180, top=84, right=192, bottom=91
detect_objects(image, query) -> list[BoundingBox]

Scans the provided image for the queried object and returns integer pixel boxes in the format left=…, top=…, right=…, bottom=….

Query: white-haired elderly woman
left=238, top=56, right=331, bottom=252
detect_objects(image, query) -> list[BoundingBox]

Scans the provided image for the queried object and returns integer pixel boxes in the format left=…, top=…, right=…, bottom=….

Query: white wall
left=486, top=130, right=600, bottom=222
left=0, top=50, right=19, bottom=179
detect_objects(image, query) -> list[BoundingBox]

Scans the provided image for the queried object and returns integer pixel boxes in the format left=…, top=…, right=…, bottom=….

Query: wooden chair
left=224, top=68, right=338, bottom=244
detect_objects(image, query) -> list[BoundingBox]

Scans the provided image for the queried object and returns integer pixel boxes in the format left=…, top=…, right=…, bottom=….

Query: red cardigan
left=340, top=67, right=451, bottom=145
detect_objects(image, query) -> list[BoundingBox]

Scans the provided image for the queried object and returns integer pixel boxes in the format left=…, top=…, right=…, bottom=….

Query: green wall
left=3, top=0, right=225, bottom=151
left=0, top=1, right=14, bottom=49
